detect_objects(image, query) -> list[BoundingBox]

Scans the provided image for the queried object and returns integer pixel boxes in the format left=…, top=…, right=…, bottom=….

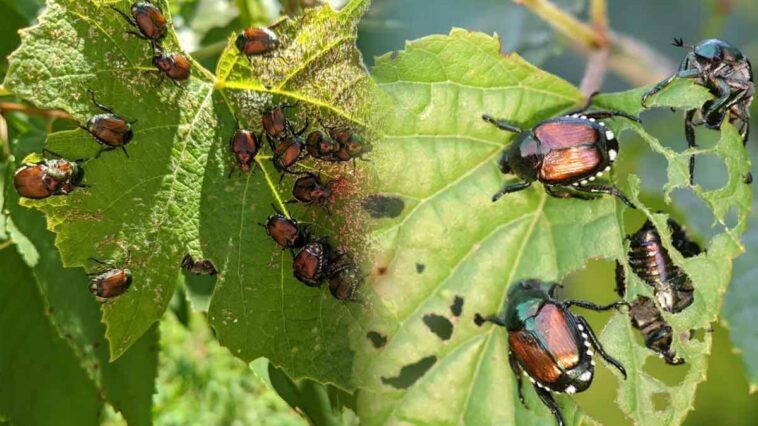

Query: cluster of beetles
left=477, top=38, right=753, bottom=425
left=12, top=1, right=369, bottom=303
left=8, top=1, right=756, bottom=422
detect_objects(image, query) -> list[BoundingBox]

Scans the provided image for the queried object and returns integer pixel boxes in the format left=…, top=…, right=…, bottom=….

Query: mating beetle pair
left=260, top=207, right=362, bottom=301
left=642, top=38, right=754, bottom=184
left=616, top=218, right=701, bottom=365
left=14, top=154, right=86, bottom=200
left=481, top=280, right=628, bottom=426
left=484, top=94, right=639, bottom=208
left=306, top=126, right=372, bottom=165
left=112, top=1, right=191, bottom=85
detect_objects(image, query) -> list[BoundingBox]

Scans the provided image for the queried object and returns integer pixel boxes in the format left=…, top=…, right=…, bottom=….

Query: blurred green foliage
left=150, top=312, right=305, bottom=426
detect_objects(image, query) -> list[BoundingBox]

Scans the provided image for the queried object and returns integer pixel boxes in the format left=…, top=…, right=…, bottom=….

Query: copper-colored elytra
left=276, top=140, right=302, bottom=167
left=90, top=116, right=131, bottom=146
left=536, top=304, right=581, bottom=370
left=535, top=122, right=599, bottom=149
left=509, top=331, right=562, bottom=384
left=540, top=145, right=602, bottom=181
left=14, top=166, right=50, bottom=199
left=136, top=6, right=166, bottom=38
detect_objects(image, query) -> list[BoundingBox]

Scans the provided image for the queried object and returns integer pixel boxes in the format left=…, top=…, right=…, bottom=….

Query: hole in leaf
left=450, top=296, right=464, bottom=317
left=361, top=194, right=405, bottom=218
left=725, top=206, right=739, bottom=230
left=367, top=331, right=387, bottom=348
left=689, top=327, right=709, bottom=343
left=652, top=392, right=669, bottom=412
left=423, top=314, right=453, bottom=341
left=416, top=263, right=425, bottom=273
left=473, top=313, right=486, bottom=326
left=670, top=188, right=718, bottom=241
left=380, top=356, right=437, bottom=389
left=643, top=353, right=690, bottom=386
left=692, top=153, right=728, bottom=191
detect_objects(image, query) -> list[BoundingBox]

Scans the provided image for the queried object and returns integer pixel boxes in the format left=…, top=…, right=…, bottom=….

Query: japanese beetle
left=181, top=254, right=217, bottom=275
left=642, top=38, right=754, bottom=184
left=270, top=136, right=306, bottom=179
left=305, top=130, right=340, bottom=160
left=481, top=280, right=627, bottom=426
left=483, top=95, right=639, bottom=208
left=14, top=156, right=85, bottom=199
left=111, top=1, right=168, bottom=49
left=261, top=105, right=297, bottom=142
left=329, top=127, right=372, bottom=163
left=152, top=51, right=191, bottom=85
left=89, top=267, right=132, bottom=300
left=622, top=219, right=700, bottom=313
left=615, top=219, right=701, bottom=364
left=286, top=173, right=334, bottom=209
left=327, top=255, right=362, bottom=301
left=259, top=206, right=308, bottom=250
left=292, top=241, right=334, bottom=287
left=228, top=129, right=261, bottom=177
left=236, top=27, right=278, bottom=56
left=82, top=91, right=134, bottom=157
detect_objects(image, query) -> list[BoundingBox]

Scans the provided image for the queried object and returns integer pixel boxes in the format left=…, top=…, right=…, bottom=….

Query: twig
left=513, top=0, right=600, bottom=47
left=0, top=102, right=72, bottom=120
left=579, top=0, right=609, bottom=97
left=0, top=112, right=9, bottom=161
left=513, top=0, right=675, bottom=88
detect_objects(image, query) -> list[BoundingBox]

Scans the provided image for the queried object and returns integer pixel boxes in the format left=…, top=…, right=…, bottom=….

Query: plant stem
left=0, top=113, right=9, bottom=161
left=579, top=0, right=609, bottom=97
left=513, top=0, right=601, bottom=48
left=0, top=102, right=72, bottom=120
left=512, top=0, right=676, bottom=88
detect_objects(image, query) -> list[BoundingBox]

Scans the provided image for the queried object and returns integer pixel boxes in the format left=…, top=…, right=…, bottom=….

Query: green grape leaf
left=0, top=246, right=102, bottom=426
left=2, top=132, right=158, bottom=425
left=354, top=29, right=751, bottom=425
left=3, top=0, right=372, bottom=389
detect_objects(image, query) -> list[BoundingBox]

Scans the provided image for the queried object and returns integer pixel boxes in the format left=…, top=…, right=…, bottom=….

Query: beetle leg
left=576, top=315, right=627, bottom=379
left=582, top=110, right=641, bottom=123
left=547, top=282, right=564, bottom=298
left=641, top=75, right=677, bottom=108
left=120, top=146, right=130, bottom=158
left=508, top=350, right=528, bottom=408
left=702, top=79, right=736, bottom=126
left=296, top=118, right=310, bottom=136
left=482, top=114, right=523, bottom=134
left=480, top=314, right=507, bottom=327
left=641, top=68, right=700, bottom=107
left=88, top=91, right=115, bottom=114
left=572, top=184, right=636, bottom=209
left=109, top=6, right=137, bottom=28
left=544, top=185, right=598, bottom=201
left=684, top=109, right=697, bottom=185
left=125, top=30, right=148, bottom=40
left=492, top=181, right=531, bottom=202
left=533, top=386, right=565, bottom=426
